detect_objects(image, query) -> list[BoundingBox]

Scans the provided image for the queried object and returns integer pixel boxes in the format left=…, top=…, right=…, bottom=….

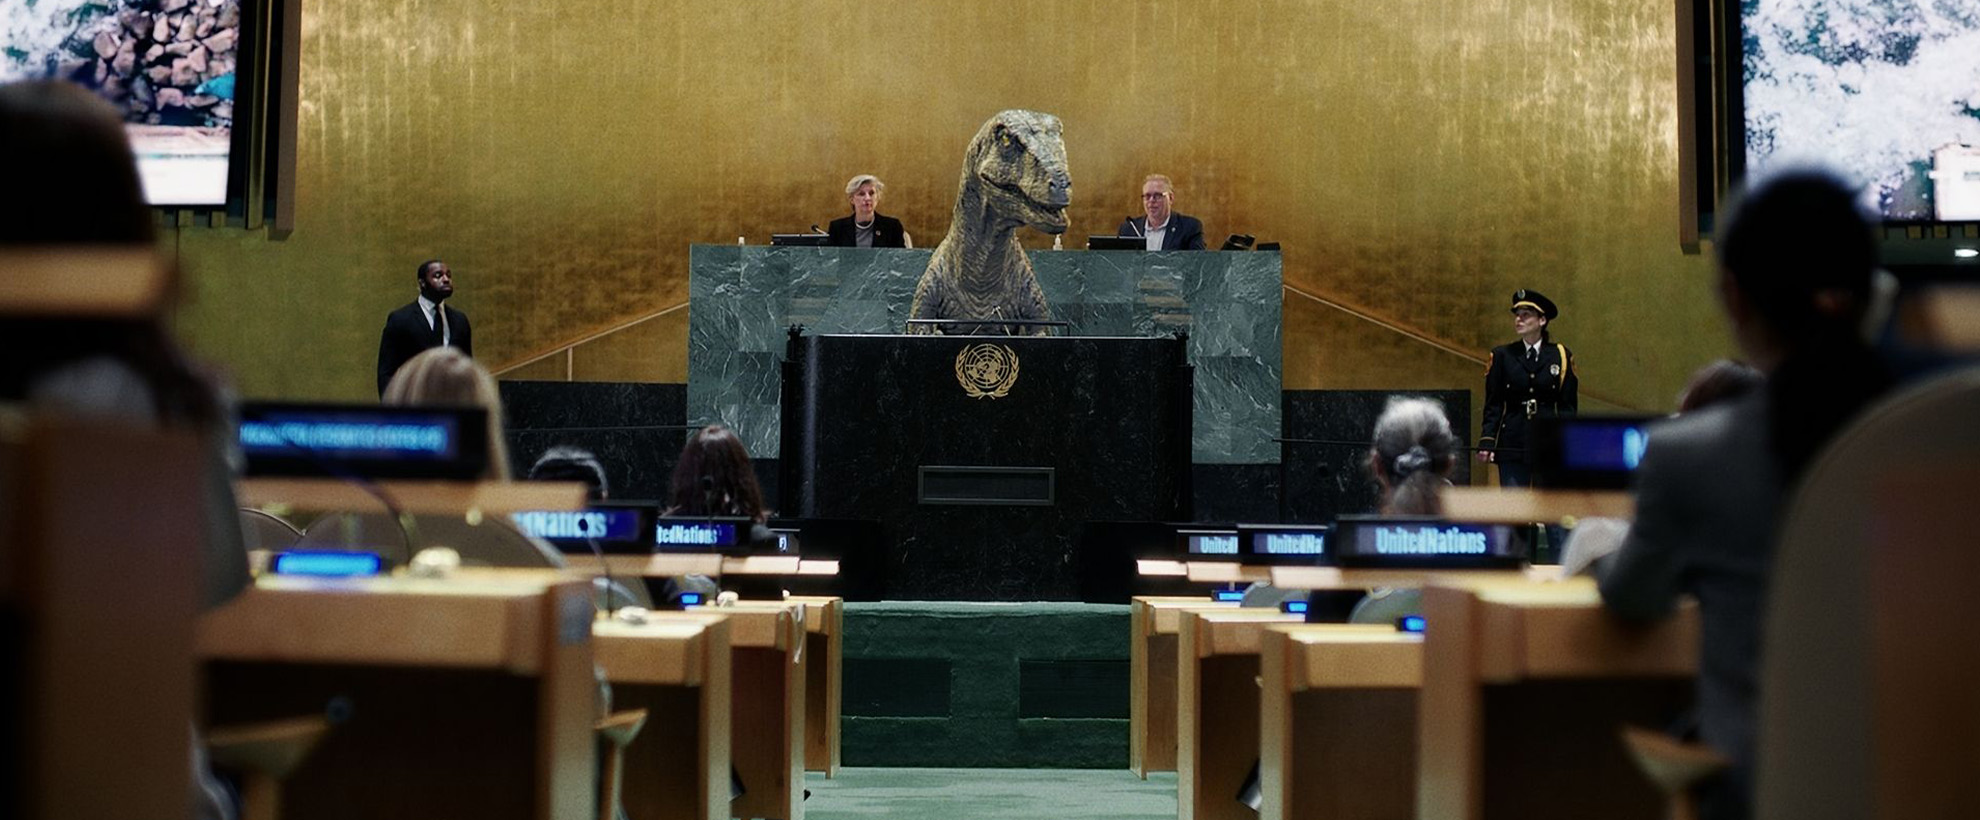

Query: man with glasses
left=1116, top=174, right=1207, bottom=250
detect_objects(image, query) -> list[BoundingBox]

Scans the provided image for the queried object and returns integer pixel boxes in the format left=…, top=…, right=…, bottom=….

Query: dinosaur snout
left=1044, top=174, right=1071, bottom=208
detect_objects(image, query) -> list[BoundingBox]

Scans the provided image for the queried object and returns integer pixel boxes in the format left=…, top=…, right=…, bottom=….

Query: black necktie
left=1525, top=346, right=1538, bottom=364
left=434, top=305, right=448, bottom=345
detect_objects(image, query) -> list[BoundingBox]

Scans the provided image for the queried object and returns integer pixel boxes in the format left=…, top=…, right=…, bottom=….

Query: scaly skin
left=908, top=110, right=1072, bottom=335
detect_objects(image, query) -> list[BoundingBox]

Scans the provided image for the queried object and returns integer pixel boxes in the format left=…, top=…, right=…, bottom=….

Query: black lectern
left=780, top=332, right=1192, bottom=600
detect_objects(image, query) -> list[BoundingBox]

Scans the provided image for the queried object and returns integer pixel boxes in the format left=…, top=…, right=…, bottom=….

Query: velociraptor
left=907, top=110, right=1072, bottom=335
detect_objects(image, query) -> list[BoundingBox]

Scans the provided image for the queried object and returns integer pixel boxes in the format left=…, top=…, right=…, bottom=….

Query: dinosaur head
left=967, top=110, right=1072, bottom=235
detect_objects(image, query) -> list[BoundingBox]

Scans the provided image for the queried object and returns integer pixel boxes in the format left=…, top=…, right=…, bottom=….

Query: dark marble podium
left=782, top=333, right=1192, bottom=601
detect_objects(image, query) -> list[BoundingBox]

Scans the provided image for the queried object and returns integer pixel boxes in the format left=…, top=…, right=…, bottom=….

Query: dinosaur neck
left=944, top=174, right=1026, bottom=280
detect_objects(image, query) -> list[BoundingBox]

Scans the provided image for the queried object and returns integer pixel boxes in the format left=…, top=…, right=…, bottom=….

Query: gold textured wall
left=173, top=0, right=1730, bottom=419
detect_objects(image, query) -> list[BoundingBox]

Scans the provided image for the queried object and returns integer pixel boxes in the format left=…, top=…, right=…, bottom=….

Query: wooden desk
left=1441, top=487, right=1635, bottom=524
left=594, top=617, right=732, bottom=820
left=1185, top=561, right=1273, bottom=584
left=1129, top=596, right=1239, bottom=778
left=667, top=602, right=808, bottom=820
left=198, top=575, right=596, bottom=820
left=1176, top=608, right=1305, bottom=820
left=1259, top=625, right=1423, bottom=820
left=1267, top=564, right=1565, bottom=590
left=7, top=416, right=203, bottom=818
left=786, top=596, right=844, bottom=776
left=1418, top=580, right=1699, bottom=820
left=237, top=477, right=586, bottom=515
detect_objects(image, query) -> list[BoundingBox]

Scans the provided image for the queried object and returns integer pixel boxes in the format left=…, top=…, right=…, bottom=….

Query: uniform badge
left=955, top=343, right=1020, bottom=399
left=1549, top=364, right=1561, bottom=376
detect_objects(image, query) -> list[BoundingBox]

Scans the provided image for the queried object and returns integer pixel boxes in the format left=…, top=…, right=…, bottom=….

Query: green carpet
left=801, top=768, right=1178, bottom=819
left=843, top=602, right=1131, bottom=768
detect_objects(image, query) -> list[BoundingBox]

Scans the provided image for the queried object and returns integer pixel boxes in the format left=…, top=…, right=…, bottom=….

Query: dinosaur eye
left=1000, top=132, right=1014, bottom=148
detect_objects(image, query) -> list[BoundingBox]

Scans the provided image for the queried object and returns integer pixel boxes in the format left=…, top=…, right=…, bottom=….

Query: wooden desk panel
left=787, top=596, right=844, bottom=776
left=597, top=617, right=732, bottom=820
left=668, top=603, right=807, bottom=820
left=1418, top=580, right=1698, bottom=820
left=199, top=575, right=596, bottom=820
left=1259, top=625, right=1422, bottom=820
left=1129, top=597, right=1238, bottom=778
left=1176, top=609, right=1304, bottom=820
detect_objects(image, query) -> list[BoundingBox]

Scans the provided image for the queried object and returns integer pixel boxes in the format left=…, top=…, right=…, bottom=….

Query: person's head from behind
left=1715, top=168, right=1878, bottom=370
left=1676, top=359, right=1764, bottom=414
left=383, top=347, right=511, bottom=480
left=846, top=174, right=883, bottom=222
left=1369, top=397, right=1461, bottom=516
left=529, top=445, right=609, bottom=501
left=0, top=80, right=216, bottom=423
left=669, top=424, right=766, bottom=521
left=0, top=80, right=153, bottom=245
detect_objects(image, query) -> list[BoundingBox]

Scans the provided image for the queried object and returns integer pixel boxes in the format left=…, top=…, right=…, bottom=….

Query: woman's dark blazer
left=826, top=214, right=906, bottom=248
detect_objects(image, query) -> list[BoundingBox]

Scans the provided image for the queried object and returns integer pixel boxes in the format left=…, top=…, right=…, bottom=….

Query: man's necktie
left=436, top=305, right=449, bottom=346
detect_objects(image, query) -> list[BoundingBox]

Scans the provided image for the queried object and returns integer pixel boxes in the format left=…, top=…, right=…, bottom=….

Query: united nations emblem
left=955, top=343, right=1020, bottom=399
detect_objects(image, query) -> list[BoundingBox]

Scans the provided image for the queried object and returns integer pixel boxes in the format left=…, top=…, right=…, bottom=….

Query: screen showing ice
left=1742, top=1, right=1980, bottom=220
left=3, top=0, right=244, bottom=204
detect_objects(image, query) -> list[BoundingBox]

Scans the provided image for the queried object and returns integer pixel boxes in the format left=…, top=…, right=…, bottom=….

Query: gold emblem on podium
left=955, top=343, right=1020, bottom=399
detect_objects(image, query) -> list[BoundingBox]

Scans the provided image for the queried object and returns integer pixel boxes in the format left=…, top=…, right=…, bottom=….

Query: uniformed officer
left=1477, top=289, right=1577, bottom=486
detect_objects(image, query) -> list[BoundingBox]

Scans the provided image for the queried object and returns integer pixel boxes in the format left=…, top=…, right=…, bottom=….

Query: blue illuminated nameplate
left=1212, top=589, right=1246, bottom=602
left=513, top=509, right=643, bottom=542
left=655, top=521, right=740, bottom=549
left=1561, top=421, right=1651, bottom=472
left=1255, top=532, right=1326, bottom=556
left=1331, top=517, right=1526, bottom=568
left=678, top=592, right=705, bottom=607
left=1281, top=599, right=1309, bottom=614
left=1185, top=532, right=1238, bottom=555
left=237, top=402, right=488, bottom=480
left=272, top=550, right=383, bottom=577
left=1398, top=615, right=1426, bottom=633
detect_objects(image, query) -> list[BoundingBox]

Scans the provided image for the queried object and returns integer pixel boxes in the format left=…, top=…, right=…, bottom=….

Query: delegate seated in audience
left=0, top=77, right=249, bottom=820
left=1562, top=359, right=1764, bottom=575
left=665, top=424, right=770, bottom=521
left=304, top=347, right=562, bottom=567
left=661, top=424, right=776, bottom=572
left=1343, top=397, right=1463, bottom=624
left=1597, top=169, right=1892, bottom=820
left=529, top=445, right=611, bottom=501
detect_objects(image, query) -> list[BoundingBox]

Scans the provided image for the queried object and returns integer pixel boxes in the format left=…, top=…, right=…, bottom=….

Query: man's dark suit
left=376, top=300, right=472, bottom=395
left=1598, top=394, right=1779, bottom=818
left=826, top=214, right=907, bottom=248
left=1116, top=214, right=1208, bottom=250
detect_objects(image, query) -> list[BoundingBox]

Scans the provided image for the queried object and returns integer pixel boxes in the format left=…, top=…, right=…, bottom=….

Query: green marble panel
left=687, top=245, right=1282, bottom=463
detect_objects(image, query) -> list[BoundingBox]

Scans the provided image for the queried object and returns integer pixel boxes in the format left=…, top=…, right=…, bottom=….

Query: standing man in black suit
left=376, top=259, right=473, bottom=396
left=1117, top=174, right=1207, bottom=250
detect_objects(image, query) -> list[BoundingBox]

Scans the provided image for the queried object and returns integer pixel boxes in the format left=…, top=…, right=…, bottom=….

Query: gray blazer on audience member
left=1597, top=393, right=1781, bottom=777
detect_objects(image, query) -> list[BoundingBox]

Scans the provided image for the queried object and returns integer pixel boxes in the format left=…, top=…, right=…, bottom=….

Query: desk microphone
left=1127, top=218, right=1145, bottom=237
left=577, top=515, right=622, bottom=615
left=810, top=224, right=824, bottom=234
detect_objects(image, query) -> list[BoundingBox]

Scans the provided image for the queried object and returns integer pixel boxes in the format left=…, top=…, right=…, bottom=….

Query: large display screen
left=3, top=0, right=244, bottom=205
left=1742, top=1, right=1980, bottom=220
